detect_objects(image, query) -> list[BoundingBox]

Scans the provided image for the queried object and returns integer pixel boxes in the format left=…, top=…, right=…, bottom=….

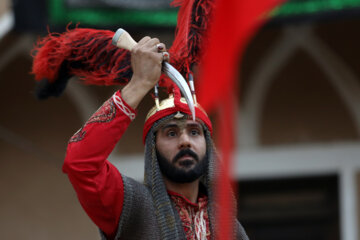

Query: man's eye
left=167, top=130, right=177, bottom=137
left=190, top=129, right=200, bottom=136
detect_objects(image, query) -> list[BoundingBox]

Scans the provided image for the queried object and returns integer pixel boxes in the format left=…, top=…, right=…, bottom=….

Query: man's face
left=155, top=119, right=207, bottom=183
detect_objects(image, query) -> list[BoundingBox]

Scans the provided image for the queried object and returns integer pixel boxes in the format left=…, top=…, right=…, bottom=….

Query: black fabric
left=65, top=0, right=172, bottom=10
left=13, top=0, right=48, bottom=33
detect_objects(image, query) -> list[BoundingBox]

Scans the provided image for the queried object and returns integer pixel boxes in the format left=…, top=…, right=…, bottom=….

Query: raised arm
left=62, top=36, right=167, bottom=238
left=121, top=36, right=166, bottom=109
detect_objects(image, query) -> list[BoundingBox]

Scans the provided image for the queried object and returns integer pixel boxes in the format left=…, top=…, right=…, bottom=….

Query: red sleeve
left=62, top=90, right=136, bottom=238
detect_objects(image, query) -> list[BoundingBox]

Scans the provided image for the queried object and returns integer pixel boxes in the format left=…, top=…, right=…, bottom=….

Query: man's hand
left=121, top=37, right=168, bottom=109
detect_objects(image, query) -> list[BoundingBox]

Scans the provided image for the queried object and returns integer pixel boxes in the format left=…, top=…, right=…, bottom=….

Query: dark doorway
left=237, top=175, right=340, bottom=240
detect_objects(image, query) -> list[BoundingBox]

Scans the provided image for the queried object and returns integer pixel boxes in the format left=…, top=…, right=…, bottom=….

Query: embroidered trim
left=69, top=127, right=86, bottom=143
left=113, top=94, right=136, bottom=121
left=170, top=193, right=210, bottom=240
left=87, top=98, right=117, bottom=124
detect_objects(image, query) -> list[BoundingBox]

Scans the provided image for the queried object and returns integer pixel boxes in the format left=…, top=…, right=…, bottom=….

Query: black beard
left=156, top=148, right=208, bottom=183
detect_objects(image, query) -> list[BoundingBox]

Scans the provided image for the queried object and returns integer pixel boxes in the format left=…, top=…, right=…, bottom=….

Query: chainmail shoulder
left=100, top=176, right=160, bottom=240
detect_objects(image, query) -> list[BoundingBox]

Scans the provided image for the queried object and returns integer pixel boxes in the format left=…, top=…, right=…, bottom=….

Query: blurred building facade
left=0, top=0, right=360, bottom=240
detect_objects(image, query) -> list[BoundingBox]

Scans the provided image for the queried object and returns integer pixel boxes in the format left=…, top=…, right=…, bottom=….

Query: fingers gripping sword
left=112, top=28, right=195, bottom=121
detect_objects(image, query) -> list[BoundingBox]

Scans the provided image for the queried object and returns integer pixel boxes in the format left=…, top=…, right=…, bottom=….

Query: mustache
left=173, top=149, right=199, bottom=163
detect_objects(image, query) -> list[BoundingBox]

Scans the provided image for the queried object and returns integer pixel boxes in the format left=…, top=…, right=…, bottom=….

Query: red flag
left=197, top=0, right=284, bottom=239
left=198, top=0, right=283, bottom=109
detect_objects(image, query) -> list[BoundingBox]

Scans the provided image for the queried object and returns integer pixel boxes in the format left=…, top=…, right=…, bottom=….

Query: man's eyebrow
left=187, top=123, right=200, bottom=127
left=187, top=122, right=203, bottom=129
left=160, top=123, right=179, bottom=130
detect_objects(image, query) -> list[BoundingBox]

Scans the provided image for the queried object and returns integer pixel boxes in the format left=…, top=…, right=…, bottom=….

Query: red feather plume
left=31, top=27, right=132, bottom=98
left=168, top=0, right=214, bottom=78
left=31, top=0, right=215, bottom=98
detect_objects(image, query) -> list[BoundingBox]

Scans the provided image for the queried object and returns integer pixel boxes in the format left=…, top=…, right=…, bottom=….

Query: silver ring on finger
left=162, top=52, right=170, bottom=62
left=156, top=43, right=164, bottom=52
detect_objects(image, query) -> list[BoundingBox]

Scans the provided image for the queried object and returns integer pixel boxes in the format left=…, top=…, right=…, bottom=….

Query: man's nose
left=178, top=131, right=191, bottom=149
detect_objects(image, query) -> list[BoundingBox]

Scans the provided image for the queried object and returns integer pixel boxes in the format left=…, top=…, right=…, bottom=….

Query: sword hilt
left=112, top=28, right=137, bottom=51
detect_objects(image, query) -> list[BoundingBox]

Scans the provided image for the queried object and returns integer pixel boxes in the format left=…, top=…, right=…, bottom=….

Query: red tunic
left=169, top=191, right=210, bottom=240
left=63, top=90, right=209, bottom=239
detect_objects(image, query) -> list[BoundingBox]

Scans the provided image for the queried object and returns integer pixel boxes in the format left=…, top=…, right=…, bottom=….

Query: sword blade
left=162, top=62, right=195, bottom=120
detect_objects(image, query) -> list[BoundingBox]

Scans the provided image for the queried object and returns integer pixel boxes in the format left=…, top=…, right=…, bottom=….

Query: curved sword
left=112, top=28, right=195, bottom=120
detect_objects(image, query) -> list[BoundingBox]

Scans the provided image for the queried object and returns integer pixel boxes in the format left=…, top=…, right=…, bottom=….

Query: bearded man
left=30, top=0, right=251, bottom=237
left=62, top=35, right=249, bottom=240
